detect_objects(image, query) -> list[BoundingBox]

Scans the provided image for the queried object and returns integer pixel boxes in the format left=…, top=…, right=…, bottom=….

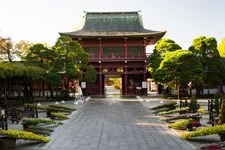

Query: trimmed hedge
left=37, top=105, right=71, bottom=113
left=157, top=107, right=189, bottom=116
left=153, top=107, right=171, bottom=115
left=51, top=112, right=69, bottom=120
left=0, top=129, right=49, bottom=143
left=49, top=104, right=77, bottom=111
left=150, top=102, right=177, bottom=110
left=181, top=124, right=225, bottom=139
left=168, top=119, right=192, bottom=130
left=22, top=117, right=63, bottom=125
left=162, top=113, right=201, bottom=122
left=197, top=108, right=208, bottom=114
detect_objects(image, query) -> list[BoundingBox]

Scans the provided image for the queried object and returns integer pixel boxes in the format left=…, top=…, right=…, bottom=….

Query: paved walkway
left=16, top=98, right=195, bottom=150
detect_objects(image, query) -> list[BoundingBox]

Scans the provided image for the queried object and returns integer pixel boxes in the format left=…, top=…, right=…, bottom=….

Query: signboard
left=81, top=82, right=86, bottom=88
left=142, top=81, right=147, bottom=89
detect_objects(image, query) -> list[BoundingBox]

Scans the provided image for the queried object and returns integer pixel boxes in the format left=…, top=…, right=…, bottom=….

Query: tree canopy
left=147, top=38, right=181, bottom=76
left=0, top=37, right=14, bottom=61
left=25, top=44, right=56, bottom=69
left=189, top=36, right=225, bottom=88
left=154, top=50, right=205, bottom=90
left=25, top=36, right=96, bottom=87
left=52, top=36, right=89, bottom=80
left=153, top=38, right=182, bottom=55
left=0, top=62, right=44, bottom=79
left=189, top=36, right=220, bottom=63
left=14, top=40, right=34, bottom=61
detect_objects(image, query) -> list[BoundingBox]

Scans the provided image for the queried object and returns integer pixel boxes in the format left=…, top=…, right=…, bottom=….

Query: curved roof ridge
left=60, top=11, right=166, bottom=39
left=83, top=11, right=141, bottom=14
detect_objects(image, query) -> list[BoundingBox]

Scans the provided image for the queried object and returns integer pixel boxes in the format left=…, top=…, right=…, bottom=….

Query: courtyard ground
left=4, top=96, right=221, bottom=150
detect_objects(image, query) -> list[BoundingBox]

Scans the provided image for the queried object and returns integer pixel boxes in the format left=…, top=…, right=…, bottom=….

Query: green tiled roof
left=83, top=11, right=144, bottom=32
left=60, top=11, right=166, bottom=38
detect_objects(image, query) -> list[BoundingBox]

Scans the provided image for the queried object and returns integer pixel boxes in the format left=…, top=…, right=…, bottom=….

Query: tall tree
left=147, top=38, right=181, bottom=76
left=25, top=44, right=56, bottom=69
left=153, top=38, right=182, bottom=55
left=25, top=43, right=57, bottom=98
left=52, top=36, right=89, bottom=80
left=25, top=36, right=96, bottom=98
left=189, top=36, right=225, bottom=91
left=189, top=36, right=220, bottom=63
left=218, top=37, right=225, bottom=57
left=154, top=50, right=205, bottom=98
left=14, top=40, right=33, bottom=61
left=0, top=37, right=14, bottom=61
left=85, top=65, right=97, bottom=84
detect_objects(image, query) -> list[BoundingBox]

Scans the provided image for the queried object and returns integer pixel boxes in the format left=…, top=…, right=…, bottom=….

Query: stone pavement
left=15, top=97, right=195, bottom=150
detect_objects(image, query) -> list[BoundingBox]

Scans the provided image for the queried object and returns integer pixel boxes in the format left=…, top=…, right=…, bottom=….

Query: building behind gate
left=60, top=11, right=166, bottom=96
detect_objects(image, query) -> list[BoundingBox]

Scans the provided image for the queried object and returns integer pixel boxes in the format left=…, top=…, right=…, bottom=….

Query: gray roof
left=60, top=11, right=166, bottom=38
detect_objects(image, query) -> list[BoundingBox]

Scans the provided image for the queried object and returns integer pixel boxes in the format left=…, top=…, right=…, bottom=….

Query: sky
left=0, top=0, right=225, bottom=52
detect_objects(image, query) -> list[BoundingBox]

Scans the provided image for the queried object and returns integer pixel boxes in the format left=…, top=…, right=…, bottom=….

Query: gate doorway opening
left=104, top=75, right=122, bottom=97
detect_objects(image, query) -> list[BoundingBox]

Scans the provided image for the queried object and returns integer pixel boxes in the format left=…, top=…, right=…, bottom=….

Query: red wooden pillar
left=124, top=38, right=128, bottom=96
left=143, top=65, right=147, bottom=95
left=143, top=66, right=147, bottom=81
left=99, top=63, right=103, bottom=95
left=124, top=38, right=128, bottom=59
left=143, top=37, right=148, bottom=54
left=124, top=65, right=127, bottom=95
left=98, top=38, right=103, bottom=95
left=143, top=38, right=147, bottom=95
left=98, top=38, right=102, bottom=59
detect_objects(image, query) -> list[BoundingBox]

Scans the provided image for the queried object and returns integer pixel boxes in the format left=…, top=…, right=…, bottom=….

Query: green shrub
left=162, top=113, right=201, bottom=122
left=48, top=104, right=77, bottom=111
left=197, top=108, right=208, bottom=114
left=0, top=129, right=50, bottom=143
left=189, top=96, right=198, bottom=113
left=181, top=124, right=225, bottom=139
left=152, top=107, right=170, bottom=115
left=168, top=119, right=192, bottom=130
left=157, top=107, right=189, bottom=116
left=51, top=112, right=69, bottom=120
left=37, top=105, right=71, bottom=113
left=22, top=117, right=63, bottom=125
left=150, top=102, right=177, bottom=110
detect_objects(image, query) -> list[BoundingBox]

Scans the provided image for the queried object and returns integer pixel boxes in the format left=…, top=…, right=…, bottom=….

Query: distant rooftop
left=60, top=11, right=166, bottom=38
